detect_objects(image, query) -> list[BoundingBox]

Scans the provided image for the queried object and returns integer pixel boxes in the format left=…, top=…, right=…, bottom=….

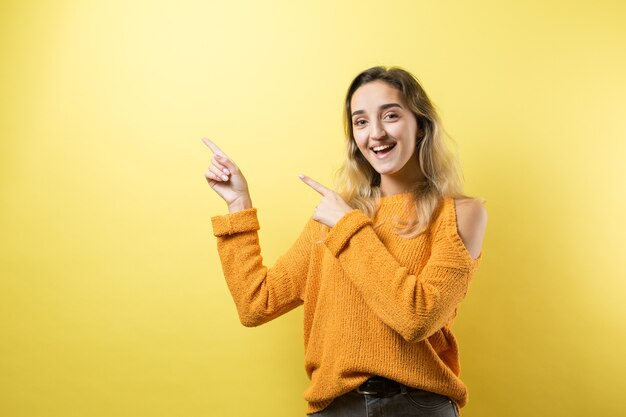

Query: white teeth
left=371, top=144, right=394, bottom=152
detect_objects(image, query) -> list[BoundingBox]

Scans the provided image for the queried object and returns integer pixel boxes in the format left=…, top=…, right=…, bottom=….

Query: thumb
left=215, top=153, right=238, bottom=171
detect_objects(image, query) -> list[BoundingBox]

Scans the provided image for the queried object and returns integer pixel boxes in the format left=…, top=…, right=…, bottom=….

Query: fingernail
left=222, top=168, right=230, bottom=175
left=298, top=174, right=304, bottom=179
left=221, top=175, right=228, bottom=181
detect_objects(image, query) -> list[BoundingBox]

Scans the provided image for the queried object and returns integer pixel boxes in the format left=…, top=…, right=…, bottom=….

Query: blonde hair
left=330, top=66, right=485, bottom=239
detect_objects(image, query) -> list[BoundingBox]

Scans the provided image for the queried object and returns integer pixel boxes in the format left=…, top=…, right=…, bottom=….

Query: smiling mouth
left=371, top=143, right=397, bottom=156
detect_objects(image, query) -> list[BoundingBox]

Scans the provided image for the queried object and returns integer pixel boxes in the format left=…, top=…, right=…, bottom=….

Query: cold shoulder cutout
left=450, top=197, right=487, bottom=262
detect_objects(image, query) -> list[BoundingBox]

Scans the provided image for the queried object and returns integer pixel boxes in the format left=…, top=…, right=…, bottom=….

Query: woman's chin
left=367, top=160, right=396, bottom=174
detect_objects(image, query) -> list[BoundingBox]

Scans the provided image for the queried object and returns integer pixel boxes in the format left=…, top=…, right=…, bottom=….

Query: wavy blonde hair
left=330, top=66, right=485, bottom=239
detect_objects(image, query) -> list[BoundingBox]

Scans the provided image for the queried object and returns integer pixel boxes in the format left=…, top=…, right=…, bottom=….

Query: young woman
left=202, top=66, right=487, bottom=417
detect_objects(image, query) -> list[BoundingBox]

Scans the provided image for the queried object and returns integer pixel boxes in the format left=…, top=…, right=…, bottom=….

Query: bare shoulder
left=453, top=197, right=487, bottom=260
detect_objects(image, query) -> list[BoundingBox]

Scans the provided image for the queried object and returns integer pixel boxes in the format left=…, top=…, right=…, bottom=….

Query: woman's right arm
left=202, top=138, right=313, bottom=326
left=211, top=209, right=314, bottom=326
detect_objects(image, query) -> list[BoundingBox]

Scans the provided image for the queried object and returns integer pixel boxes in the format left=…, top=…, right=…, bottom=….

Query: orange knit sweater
left=211, top=194, right=483, bottom=414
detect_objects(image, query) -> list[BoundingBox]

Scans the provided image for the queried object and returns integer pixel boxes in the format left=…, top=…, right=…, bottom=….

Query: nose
left=370, top=120, right=387, bottom=140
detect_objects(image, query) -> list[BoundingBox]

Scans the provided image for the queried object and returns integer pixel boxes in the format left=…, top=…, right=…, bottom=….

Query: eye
left=353, top=119, right=366, bottom=126
left=384, top=113, right=399, bottom=120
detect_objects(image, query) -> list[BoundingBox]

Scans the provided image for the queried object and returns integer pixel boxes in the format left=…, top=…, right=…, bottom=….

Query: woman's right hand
left=202, top=137, right=252, bottom=211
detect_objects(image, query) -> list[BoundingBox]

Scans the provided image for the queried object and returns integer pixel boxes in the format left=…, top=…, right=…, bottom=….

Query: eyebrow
left=351, top=103, right=403, bottom=117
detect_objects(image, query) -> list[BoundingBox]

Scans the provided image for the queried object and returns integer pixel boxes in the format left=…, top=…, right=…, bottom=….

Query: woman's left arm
left=324, top=198, right=487, bottom=343
left=297, top=174, right=487, bottom=342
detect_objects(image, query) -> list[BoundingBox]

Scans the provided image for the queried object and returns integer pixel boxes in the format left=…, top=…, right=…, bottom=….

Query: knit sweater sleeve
left=211, top=207, right=314, bottom=327
left=323, top=201, right=482, bottom=343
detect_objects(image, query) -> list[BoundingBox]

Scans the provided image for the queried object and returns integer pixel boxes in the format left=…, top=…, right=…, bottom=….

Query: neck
left=379, top=164, right=425, bottom=197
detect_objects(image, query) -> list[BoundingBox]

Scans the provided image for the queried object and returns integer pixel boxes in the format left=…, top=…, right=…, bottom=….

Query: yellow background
left=1, top=1, right=625, bottom=416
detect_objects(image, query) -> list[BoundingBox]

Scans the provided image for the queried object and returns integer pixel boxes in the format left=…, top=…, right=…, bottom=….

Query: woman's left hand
left=299, top=174, right=354, bottom=228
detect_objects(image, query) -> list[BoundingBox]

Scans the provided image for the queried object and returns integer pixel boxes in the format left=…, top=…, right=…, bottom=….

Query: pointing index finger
left=201, top=137, right=227, bottom=157
left=298, top=174, right=330, bottom=196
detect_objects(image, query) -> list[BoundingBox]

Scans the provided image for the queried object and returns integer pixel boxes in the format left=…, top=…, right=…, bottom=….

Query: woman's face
left=350, top=80, right=420, bottom=181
